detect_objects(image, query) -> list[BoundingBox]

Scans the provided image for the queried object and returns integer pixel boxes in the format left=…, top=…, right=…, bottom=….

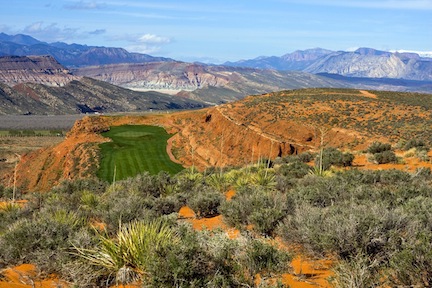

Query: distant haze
left=0, top=0, right=430, bottom=63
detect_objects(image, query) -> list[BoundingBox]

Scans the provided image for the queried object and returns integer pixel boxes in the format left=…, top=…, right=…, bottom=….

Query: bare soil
left=177, top=190, right=334, bottom=287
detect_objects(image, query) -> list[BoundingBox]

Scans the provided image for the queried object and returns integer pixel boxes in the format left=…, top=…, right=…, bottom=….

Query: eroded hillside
left=9, top=88, right=432, bottom=192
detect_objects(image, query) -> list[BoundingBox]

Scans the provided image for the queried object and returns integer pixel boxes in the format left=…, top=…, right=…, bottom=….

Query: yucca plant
left=308, top=166, right=333, bottom=177
left=252, top=170, right=276, bottom=189
left=180, top=167, right=203, bottom=184
left=206, top=173, right=230, bottom=192
left=74, top=219, right=178, bottom=285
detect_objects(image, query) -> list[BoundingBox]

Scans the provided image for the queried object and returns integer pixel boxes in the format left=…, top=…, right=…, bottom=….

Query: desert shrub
left=187, top=186, right=223, bottom=218
left=402, top=196, right=432, bottom=230
left=298, top=151, right=315, bottom=163
left=403, top=139, right=428, bottom=151
left=332, top=252, right=381, bottom=288
left=367, top=142, right=392, bottom=154
left=0, top=209, right=87, bottom=272
left=282, top=151, right=314, bottom=164
left=277, top=162, right=310, bottom=179
left=373, top=150, right=398, bottom=164
left=153, top=195, right=183, bottom=216
left=97, top=189, right=156, bottom=231
left=292, top=175, right=350, bottom=207
left=54, top=178, right=107, bottom=196
left=0, top=203, right=26, bottom=231
left=119, top=172, right=163, bottom=197
left=241, top=236, right=291, bottom=276
left=279, top=202, right=411, bottom=261
left=389, top=232, right=432, bottom=287
left=147, top=225, right=243, bottom=287
left=147, top=225, right=290, bottom=287
left=60, top=259, right=107, bottom=287
left=416, top=149, right=430, bottom=162
left=361, top=169, right=410, bottom=185
left=413, top=167, right=432, bottom=180
left=316, top=147, right=355, bottom=170
left=220, top=186, right=289, bottom=235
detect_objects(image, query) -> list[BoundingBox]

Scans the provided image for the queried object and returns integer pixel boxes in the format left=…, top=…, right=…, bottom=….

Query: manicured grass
left=97, top=125, right=184, bottom=182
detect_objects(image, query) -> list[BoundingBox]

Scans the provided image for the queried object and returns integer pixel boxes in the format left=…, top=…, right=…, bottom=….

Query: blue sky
left=1, top=0, right=431, bottom=63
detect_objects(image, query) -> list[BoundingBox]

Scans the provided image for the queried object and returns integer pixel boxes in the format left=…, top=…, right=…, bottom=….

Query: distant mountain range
left=225, top=47, right=432, bottom=81
left=1, top=33, right=431, bottom=82
left=74, top=62, right=348, bottom=104
left=0, top=75, right=207, bottom=115
left=0, top=32, right=173, bottom=67
left=0, top=33, right=431, bottom=115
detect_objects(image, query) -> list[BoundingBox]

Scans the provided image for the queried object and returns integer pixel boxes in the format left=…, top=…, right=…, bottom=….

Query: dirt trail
left=166, top=135, right=183, bottom=165
left=215, top=105, right=315, bottom=150
left=359, top=90, right=378, bottom=98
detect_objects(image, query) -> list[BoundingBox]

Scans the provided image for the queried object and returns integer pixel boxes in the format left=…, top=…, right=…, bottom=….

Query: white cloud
left=126, top=44, right=162, bottom=54
left=137, top=34, right=170, bottom=44
left=22, top=22, right=79, bottom=42
left=390, top=49, right=432, bottom=58
left=112, top=33, right=172, bottom=54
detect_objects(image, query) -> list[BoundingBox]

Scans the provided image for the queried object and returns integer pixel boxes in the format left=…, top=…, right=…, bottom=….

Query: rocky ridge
left=74, top=62, right=347, bottom=104
left=0, top=32, right=174, bottom=67
left=225, top=48, right=432, bottom=81
left=73, top=62, right=230, bottom=91
left=0, top=55, right=78, bottom=86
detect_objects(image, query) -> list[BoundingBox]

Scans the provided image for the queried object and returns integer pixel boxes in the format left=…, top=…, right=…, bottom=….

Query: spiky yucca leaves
left=206, top=173, right=231, bottom=192
left=308, top=166, right=333, bottom=177
left=252, top=169, right=277, bottom=189
left=74, top=219, right=178, bottom=284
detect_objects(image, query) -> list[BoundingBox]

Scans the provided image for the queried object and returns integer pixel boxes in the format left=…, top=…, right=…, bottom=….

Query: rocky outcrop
left=304, top=50, right=432, bottom=80
left=0, top=76, right=207, bottom=115
left=225, top=48, right=432, bottom=81
left=74, top=62, right=231, bottom=91
left=0, top=55, right=78, bottom=86
left=74, top=62, right=346, bottom=104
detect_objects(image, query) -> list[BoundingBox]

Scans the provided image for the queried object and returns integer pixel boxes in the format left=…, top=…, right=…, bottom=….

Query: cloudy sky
left=1, top=0, right=431, bottom=63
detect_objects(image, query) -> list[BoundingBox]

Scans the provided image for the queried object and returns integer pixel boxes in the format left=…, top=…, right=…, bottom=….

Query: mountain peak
left=281, top=48, right=334, bottom=61
left=0, top=32, right=175, bottom=67
left=0, top=33, right=43, bottom=46
left=354, top=47, right=390, bottom=56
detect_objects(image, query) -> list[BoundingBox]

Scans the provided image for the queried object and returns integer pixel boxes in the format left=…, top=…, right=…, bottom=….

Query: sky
left=1, top=0, right=431, bottom=63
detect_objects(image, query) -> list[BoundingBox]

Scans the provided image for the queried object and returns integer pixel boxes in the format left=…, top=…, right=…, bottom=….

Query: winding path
left=215, top=106, right=315, bottom=149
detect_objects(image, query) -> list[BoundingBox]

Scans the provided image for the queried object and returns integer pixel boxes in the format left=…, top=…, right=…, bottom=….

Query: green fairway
left=97, top=125, right=184, bottom=182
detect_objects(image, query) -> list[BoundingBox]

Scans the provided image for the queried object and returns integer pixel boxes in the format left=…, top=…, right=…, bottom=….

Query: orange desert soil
left=177, top=190, right=334, bottom=287
left=0, top=264, right=67, bottom=288
left=10, top=89, right=429, bottom=192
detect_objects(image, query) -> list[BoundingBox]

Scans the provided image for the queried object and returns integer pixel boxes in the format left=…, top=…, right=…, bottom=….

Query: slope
left=8, top=88, right=432, bottom=192
left=75, top=62, right=347, bottom=104
left=0, top=77, right=207, bottom=115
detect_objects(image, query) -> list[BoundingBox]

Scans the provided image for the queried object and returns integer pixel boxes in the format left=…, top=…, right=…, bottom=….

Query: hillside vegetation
left=5, top=88, right=432, bottom=192
left=1, top=88, right=432, bottom=287
left=1, top=160, right=432, bottom=287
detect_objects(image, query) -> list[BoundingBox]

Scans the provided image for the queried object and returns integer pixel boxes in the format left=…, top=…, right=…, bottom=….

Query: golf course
left=97, top=125, right=184, bottom=182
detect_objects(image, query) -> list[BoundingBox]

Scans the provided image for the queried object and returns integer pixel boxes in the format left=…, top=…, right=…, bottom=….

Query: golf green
left=97, top=125, right=184, bottom=182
